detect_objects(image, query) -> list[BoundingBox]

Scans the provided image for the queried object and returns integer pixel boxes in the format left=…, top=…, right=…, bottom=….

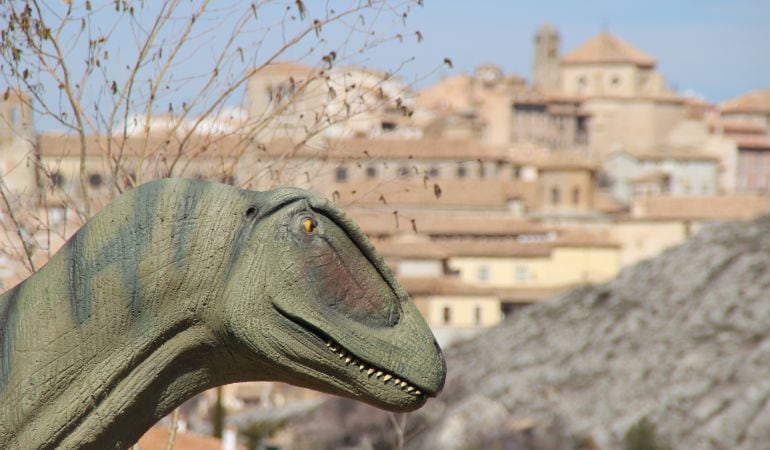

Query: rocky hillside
left=409, top=216, right=770, bottom=449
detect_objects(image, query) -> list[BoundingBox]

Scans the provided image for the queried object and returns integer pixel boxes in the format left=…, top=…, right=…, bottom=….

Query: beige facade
left=609, top=220, right=690, bottom=267
left=583, top=96, right=688, bottom=157
left=0, top=91, right=36, bottom=194
left=535, top=159, right=597, bottom=215
left=449, top=245, right=620, bottom=289
left=417, top=294, right=503, bottom=346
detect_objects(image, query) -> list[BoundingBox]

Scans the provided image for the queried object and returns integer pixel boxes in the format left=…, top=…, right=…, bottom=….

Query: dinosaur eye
left=302, top=217, right=316, bottom=233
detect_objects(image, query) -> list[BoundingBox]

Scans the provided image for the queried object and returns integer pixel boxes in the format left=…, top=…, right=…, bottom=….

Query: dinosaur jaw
left=273, top=305, right=435, bottom=411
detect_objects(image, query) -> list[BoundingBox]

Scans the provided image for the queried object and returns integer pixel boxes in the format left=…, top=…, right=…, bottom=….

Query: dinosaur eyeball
left=302, top=217, right=316, bottom=233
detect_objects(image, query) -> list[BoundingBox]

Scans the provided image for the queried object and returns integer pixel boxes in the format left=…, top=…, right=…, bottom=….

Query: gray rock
left=412, top=216, right=770, bottom=449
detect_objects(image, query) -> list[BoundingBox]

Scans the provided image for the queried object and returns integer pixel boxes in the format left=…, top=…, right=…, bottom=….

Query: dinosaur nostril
left=244, top=206, right=258, bottom=220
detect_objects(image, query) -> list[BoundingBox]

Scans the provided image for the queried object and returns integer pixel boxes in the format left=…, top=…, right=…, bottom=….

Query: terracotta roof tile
left=324, top=179, right=538, bottom=211
left=562, top=32, right=656, bottom=67
left=720, top=118, right=767, bottom=134
left=632, top=195, right=770, bottom=220
left=348, top=210, right=552, bottom=236
left=401, top=276, right=576, bottom=302
left=720, top=90, right=770, bottom=114
left=137, top=426, right=247, bottom=450
left=36, top=133, right=251, bottom=158
left=593, top=191, right=628, bottom=214
left=381, top=238, right=554, bottom=258
left=317, top=138, right=508, bottom=161
left=734, top=135, right=770, bottom=150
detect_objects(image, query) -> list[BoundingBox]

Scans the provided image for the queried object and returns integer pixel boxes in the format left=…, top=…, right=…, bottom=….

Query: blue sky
left=7, top=0, right=769, bottom=132
left=382, top=0, right=770, bottom=102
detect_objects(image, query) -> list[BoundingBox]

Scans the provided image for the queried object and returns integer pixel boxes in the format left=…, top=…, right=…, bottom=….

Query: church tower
left=532, top=23, right=561, bottom=91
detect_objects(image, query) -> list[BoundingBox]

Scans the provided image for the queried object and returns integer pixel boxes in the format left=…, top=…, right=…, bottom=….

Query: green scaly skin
left=0, top=179, right=445, bottom=450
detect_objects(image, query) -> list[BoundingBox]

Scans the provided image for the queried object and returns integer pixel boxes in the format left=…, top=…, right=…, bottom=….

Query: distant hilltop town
left=2, top=24, right=770, bottom=350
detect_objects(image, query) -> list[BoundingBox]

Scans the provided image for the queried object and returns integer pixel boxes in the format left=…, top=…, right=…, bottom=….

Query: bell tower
left=532, top=23, right=561, bottom=91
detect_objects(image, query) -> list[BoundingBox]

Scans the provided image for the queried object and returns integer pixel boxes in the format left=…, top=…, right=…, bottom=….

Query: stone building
left=245, top=61, right=419, bottom=142
left=0, top=90, right=36, bottom=195
left=559, top=31, right=688, bottom=158
left=532, top=22, right=561, bottom=91
left=718, top=90, right=770, bottom=192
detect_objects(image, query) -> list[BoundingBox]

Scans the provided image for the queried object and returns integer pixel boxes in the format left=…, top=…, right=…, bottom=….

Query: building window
left=550, top=187, right=561, bottom=205
left=457, top=165, right=467, bottom=178
left=578, top=75, right=587, bottom=90
left=515, top=265, right=529, bottom=281
left=429, top=166, right=440, bottom=178
left=572, top=187, right=580, bottom=205
left=478, top=265, right=490, bottom=281
left=335, top=166, right=347, bottom=182
left=477, top=161, right=485, bottom=178
left=10, top=106, right=19, bottom=127
left=381, top=121, right=396, bottom=131
left=88, top=173, right=103, bottom=187
left=611, top=75, right=621, bottom=86
left=366, top=166, right=377, bottom=179
left=512, top=166, right=521, bottom=179
left=442, top=306, right=452, bottom=325
left=474, top=306, right=482, bottom=325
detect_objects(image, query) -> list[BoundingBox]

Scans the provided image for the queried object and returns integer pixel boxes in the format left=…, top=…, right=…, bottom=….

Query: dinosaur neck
left=0, top=180, right=259, bottom=449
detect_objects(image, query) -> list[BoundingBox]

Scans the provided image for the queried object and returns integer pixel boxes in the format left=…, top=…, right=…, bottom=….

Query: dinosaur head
left=222, top=187, right=446, bottom=411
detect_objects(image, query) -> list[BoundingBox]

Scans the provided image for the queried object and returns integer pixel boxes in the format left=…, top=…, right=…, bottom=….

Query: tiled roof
left=375, top=230, right=616, bottom=259
left=734, top=135, right=770, bottom=150
left=401, top=276, right=576, bottom=302
left=324, top=179, right=538, bottom=211
left=632, top=195, right=770, bottom=220
left=617, top=148, right=720, bottom=163
left=531, top=151, right=600, bottom=171
left=349, top=210, right=551, bottom=236
left=720, top=118, right=767, bottom=135
left=36, top=133, right=250, bottom=158
left=318, top=137, right=508, bottom=161
left=593, top=191, right=628, bottom=214
left=562, top=32, right=656, bottom=67
left=720, top=90, right=770, bottom=114
left=137, top=426, right=247, bottom=450
left=382, top=238, right=554, bottom=258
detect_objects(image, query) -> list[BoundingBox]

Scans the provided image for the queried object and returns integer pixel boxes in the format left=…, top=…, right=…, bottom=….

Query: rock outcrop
left=411, top=216, right=770, bottom=449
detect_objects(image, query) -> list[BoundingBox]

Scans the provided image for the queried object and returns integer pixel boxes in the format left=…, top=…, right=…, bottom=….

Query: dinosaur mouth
left=322, top=336, right=425, bottom=397
left=274, top=306, right=429, bottom=399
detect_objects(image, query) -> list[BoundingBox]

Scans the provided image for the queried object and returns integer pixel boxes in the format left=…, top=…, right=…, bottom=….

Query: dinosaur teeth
left=324, top=337, right=423, bottom=396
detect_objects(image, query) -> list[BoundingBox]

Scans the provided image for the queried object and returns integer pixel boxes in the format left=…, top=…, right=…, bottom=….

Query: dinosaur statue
left=0, top=178, right=446, bottom=449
